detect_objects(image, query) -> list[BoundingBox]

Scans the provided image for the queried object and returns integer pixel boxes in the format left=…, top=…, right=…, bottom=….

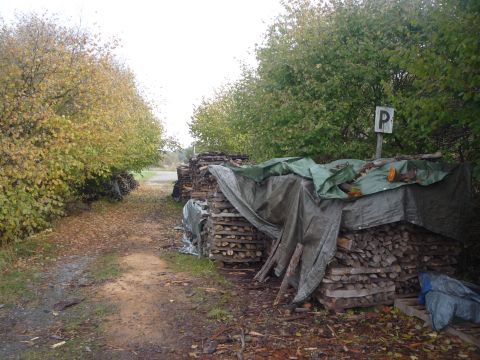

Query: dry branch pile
left=204, top=188, right=270, bottom=264
left=315, top=222, right=461, bottom=310
left=189, top=152, right=248, bottom=200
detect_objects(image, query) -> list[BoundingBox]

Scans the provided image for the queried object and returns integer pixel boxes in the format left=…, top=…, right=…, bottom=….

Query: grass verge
left=0, top=233, right=57, bottom=272
left=0, top=269, right=39, bottom=305
left=0, top=234, right=57, bottom=304
left=164, top=252, right=236, bottom=323
left=21, top=301, right=114, bottom=360
left=165, top=195, right=186, bottom=214
left=164, top=252, right=229, bottom=287
left=90, top=254, right=122, bottom=281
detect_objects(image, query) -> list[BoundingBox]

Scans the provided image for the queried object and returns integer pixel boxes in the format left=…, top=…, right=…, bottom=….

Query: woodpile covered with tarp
left=208, top=155, right=472, bottom=309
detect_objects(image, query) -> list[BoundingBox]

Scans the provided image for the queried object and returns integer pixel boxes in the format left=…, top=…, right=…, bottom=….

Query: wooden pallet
left=394, top=297, right=480, bottom=348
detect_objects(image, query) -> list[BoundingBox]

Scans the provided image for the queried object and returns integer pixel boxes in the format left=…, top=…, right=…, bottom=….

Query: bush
left=190, top=0, right=480, bottom=178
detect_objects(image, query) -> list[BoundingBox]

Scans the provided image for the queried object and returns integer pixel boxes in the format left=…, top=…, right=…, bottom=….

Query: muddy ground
left=0, top=181, right=479, bottom=359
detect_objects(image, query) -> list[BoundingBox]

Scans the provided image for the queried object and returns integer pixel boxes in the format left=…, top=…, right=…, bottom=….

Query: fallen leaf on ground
left=53, top=298, right=84, bottom=311
left=51, top=341, right=66, bottom=349
left=248, top=331, right=264, bottom=337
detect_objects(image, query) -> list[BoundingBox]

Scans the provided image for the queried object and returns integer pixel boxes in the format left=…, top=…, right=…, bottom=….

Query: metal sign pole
left=376, top=133, right=383, bottom=159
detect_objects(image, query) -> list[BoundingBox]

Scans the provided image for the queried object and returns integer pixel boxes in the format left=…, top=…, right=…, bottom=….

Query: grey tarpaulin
left=209, top=163, right=472, bottom=303
left=180, top=199, right=208, bottom=255
left=419, top=272, right=480, bottom=331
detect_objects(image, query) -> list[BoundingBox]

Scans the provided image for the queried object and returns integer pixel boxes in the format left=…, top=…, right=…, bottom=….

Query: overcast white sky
left=0, top=0, right=285, bottom=146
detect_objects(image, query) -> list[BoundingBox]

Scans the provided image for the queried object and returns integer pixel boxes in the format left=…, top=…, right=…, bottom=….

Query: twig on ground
left=236, top=328, right=246, bottom=360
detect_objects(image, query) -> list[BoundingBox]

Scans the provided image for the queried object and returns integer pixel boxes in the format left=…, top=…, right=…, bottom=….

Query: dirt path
left=145, top=170, right=177, bottom=185
left=1, top=182, right=478, bottom=359
left=0, top=182, right=205, bottom=359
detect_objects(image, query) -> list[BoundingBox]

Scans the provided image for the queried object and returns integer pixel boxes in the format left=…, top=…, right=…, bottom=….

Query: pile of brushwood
left=80, top=171, right=139, bottom=202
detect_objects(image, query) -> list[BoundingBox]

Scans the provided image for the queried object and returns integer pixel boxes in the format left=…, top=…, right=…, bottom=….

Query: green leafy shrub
left=190, top=0, right=480, bottom=178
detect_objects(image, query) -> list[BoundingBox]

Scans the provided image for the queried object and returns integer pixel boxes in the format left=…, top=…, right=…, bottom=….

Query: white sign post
left=374, top=106, right=394, bottom=159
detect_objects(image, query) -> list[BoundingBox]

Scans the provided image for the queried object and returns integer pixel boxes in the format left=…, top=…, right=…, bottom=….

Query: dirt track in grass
left=1, top=180, right=478, bottom=359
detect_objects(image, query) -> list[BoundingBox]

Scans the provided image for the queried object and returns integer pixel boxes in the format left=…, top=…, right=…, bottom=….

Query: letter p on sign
left=375, top=106, right=394, bottom=133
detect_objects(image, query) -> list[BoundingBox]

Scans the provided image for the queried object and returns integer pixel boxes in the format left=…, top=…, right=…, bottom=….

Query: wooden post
left=274, top=243, right=304, bottom=306
left=375, top=132, right=383, bottom=159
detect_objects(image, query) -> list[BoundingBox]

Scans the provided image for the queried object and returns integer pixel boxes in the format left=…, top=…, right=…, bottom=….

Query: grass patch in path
left=165, top=195, right=186, bottom=214
left=207, top=307, right=234, bottom=322
left=0, top=269, right=39, bottom=305
left=164, top=252, right=230, bottom=287
left=20, top=301, right=113, bottom=360
left=0, top=233, right=57, bottom=272
left=0, top=234, right=57, bottom=304
left=90, top=254, right=122, bottom=281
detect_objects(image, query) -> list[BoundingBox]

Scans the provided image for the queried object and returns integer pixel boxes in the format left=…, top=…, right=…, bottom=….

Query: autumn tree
left=0, top=14, right=164, bottom=244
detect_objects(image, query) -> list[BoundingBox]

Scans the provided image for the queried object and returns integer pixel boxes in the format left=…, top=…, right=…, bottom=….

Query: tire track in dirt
left=98, top=252, right=194, bottom=357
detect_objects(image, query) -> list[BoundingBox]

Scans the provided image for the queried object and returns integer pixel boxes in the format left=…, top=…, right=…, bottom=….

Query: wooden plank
left=212, top=246, right=260, bottom=252
left=213, top=231, right=258, bottom=236
left=394, top=297, right=480, bottom=348
left=328, top=265, right=401, bottom=275
left=317, top=296, right=394, bottom=311
left=254, top=233, right=282, bottom=282
left=212, top=256, right=261, bottom=263
left=211, top=213, right=244, bottom=218
left=213, top=238, right=265, bottom=245
left=212, top=220, right=254, bottom=226
left=323, top=285, right=395, bottom=298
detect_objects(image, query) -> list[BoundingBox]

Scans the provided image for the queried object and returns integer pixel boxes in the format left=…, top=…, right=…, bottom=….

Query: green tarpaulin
left=228, top=157, right=453, bottom=199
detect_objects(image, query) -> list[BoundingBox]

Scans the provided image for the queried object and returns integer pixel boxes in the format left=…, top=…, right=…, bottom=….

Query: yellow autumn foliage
left=0, top=14, right=164, bottom=244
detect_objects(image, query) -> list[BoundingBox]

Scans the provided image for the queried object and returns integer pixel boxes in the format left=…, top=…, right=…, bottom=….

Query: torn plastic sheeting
left=209, top=163, right=471, bottom=303
left=179, top=199, right=208, bottom=256
left=419, top=272, right=480, bottom=331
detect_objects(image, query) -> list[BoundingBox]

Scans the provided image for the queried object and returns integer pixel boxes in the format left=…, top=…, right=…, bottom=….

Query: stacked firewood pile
left=173, top=164, right=192, bottom=201
left=204, top=188, right=270, bottom=264
left=189, top=152, right=248, bottom=200
left=315, top=222, right=461, bottom=310
left=396, top=225, right=461, bottom=295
